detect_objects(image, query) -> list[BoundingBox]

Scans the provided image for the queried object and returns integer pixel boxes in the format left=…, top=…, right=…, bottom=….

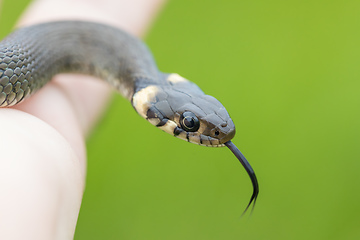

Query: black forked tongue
left=225, top=141, right=259, bottom=216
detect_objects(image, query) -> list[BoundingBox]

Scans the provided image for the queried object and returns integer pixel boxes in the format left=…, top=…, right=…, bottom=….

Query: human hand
left=0, top=0, right=165, bottom=239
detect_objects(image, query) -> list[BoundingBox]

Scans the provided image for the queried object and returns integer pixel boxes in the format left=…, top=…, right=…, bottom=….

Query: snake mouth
left=170, top=125, right=225, bottom=147
left=218, top=128, right=235, bottom=144
left=225, top=141, right=259, bottom=216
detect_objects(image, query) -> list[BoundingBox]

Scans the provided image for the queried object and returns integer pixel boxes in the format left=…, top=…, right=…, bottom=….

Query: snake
left=0, top=21, right=258, bottom=214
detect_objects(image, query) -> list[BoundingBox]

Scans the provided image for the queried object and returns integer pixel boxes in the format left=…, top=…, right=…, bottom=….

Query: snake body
left=0, top=21, right=158, bottom=103
left=0, top=21, right=258, bottom=213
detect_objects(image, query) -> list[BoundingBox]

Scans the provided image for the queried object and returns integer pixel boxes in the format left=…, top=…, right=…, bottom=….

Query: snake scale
left=0, top=21, right=258, bottom=214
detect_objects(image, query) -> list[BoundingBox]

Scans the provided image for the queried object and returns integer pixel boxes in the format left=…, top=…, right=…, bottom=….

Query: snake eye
left=180, top=111, right=200, bottom=132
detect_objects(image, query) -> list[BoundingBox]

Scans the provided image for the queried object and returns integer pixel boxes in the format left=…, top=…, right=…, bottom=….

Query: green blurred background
left=1, top=0, right=360, bottom=239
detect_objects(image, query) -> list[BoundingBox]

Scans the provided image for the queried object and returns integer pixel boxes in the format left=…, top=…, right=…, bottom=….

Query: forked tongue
left=225, top=141, right=259, bottom=216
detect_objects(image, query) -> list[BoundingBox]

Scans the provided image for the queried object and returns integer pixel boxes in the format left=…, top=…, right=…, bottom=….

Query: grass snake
left=0, top=21, right=258, bottom=215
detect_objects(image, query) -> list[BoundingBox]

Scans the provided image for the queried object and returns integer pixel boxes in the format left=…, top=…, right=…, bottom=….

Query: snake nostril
left=214, top=130, right=220, bottom=136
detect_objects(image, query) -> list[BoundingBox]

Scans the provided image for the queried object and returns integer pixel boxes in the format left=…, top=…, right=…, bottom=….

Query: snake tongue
left=224, top=141, right=259, bottom=216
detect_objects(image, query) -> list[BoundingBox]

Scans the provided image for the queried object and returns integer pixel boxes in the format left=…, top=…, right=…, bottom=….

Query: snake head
left=132, top=73, right=235, bottom=147
left=133, top=73, right=258, bottom=216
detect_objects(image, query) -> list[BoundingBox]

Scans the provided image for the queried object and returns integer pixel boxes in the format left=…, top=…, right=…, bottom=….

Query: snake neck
left=0, top=21, right=161, bottom=105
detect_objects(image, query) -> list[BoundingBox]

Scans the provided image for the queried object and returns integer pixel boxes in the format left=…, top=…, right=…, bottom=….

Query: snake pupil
left=183, top=117, right=195, bottom=128
left=180, top=111, right=200, bottom=132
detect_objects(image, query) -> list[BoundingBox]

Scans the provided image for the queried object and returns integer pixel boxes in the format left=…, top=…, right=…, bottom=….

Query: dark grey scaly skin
left=0, top=21, right=161, bottom=106
left=0, top=21, right=258, bottom=215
